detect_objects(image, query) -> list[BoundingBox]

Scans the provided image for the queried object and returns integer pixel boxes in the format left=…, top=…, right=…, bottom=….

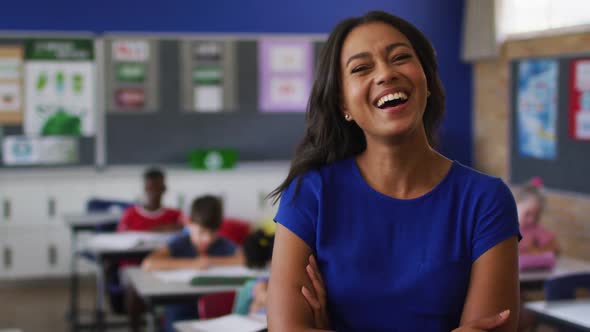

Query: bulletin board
left=510, top=56, right=590, bottom=194
left=103, top=36, right=325, bottom=165
left=0, top=33, right=326, bottom=167
left=0, top=36, right=96, bottom=167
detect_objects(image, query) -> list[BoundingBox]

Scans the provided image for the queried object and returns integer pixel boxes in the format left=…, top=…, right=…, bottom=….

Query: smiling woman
left=267, top=10, right=521, bottom=332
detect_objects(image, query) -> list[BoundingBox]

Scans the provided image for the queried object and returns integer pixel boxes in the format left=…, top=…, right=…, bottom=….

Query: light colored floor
left=0, top=277, right=558, bottom=332
left=0, top=277, right=128, bottom=332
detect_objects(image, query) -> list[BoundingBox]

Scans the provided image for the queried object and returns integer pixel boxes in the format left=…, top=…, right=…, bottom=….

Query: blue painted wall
left=2, top=0, right=472, bottom=165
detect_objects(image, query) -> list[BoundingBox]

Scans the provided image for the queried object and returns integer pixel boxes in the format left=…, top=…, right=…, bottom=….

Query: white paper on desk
left=189, top=314, right=267, bottom=332
left=153, top=269, right=199, bottom=283
left=153, top=266, right=267, bottom=283
left=86, top=232, right=172, bottom=251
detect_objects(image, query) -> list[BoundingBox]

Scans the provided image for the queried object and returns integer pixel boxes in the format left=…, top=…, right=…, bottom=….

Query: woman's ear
left=340, top=97, right=350, bottom=120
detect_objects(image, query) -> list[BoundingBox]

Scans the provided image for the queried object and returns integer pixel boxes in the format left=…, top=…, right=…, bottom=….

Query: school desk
left=124, top=266, right=264, bottom=332
left=520, top=256, right=590, bottom=291
left=526, top=299, right=590, bottom=331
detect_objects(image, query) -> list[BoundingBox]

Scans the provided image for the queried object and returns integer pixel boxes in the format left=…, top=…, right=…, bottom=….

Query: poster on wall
left=569, top=59, right=590, bottom=140
left=0, top=46, right=24, bottom=124
left=2, top=135, right=78, bottom=165
left=193, top=42, right=223, bottom=112
left=108, top=39, right=159, bottom=112
left=24, top=39, right=95, bottom=136
left=516, top=59, right=558, bottom=160
left=180, top=40, right=236, bottom=113
left=258, top=39, right=312, bottom=112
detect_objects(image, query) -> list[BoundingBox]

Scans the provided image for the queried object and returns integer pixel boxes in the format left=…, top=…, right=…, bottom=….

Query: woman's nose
left=375, top=62, right=399, bottom=86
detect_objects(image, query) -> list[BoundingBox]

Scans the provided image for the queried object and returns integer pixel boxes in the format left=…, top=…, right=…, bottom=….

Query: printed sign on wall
left=108, top=39, right=158, bottom=112
left=259, top=39, right=312, bottom=112
left=569, top=59, right=590, bottom=140
left=2, top=135, right=78, bottom=165
left=193, top=42, right=224, bottom=112
left=0, top=46, right=24, bottom=124
left=24, top=39, right=95, bottom=136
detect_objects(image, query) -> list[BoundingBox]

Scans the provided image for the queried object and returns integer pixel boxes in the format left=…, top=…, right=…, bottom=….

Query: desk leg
left=147, top=305, right=157, bottom=332
left=95, top=256, right=106, bottom=332
left=68, top=230, right=79, bottom=332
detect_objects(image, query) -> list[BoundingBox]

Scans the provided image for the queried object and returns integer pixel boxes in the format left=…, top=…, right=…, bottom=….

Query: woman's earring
left=344, top=114, right=351, bottom=121
left=427, top=91, right=431, bottom=97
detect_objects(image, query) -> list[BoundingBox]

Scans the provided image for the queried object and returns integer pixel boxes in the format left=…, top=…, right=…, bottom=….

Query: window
left=496, top=0, right=590, bottom=41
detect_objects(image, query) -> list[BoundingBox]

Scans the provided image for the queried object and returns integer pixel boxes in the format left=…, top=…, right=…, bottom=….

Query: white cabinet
left=51, top=181, right=92, bottom=221
left=0, top=238, right=8, bottom=279
left=0, top=229, right=47, bottom=279
left=46, top=226, right=72, bottom=276
left=5, top=183, right=51, bottom=225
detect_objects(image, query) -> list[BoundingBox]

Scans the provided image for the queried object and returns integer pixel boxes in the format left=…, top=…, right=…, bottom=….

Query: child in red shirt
left=117, top=167, right=184, bottom=232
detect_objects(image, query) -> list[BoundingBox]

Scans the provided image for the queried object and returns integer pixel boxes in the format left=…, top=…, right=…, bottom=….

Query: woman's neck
left=357, top=131, right=451, bottom=199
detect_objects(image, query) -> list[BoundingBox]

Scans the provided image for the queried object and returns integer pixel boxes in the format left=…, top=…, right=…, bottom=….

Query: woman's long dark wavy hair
left=269, top=11, right=445, bottom=203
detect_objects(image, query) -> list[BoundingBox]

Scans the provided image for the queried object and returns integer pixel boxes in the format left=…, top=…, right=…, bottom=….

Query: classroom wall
left=1, top=0, right=472, bottom=165
left=474, top=32, right=590, bottom=261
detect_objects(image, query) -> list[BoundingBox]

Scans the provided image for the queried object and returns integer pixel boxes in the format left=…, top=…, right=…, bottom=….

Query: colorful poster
left=517, top=59, right=558, bottom=160
left=0, top=46, right=23, bottom=124
left=569, top=59, right=590, bottom=140
left=23, top=39, right=95, bottom=136
left=259, top=39, right=312, bottom=112
left=2, top=135, right=78, bottom=165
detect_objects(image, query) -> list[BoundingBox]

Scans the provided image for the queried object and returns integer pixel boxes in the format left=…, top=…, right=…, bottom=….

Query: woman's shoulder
left=450, top=161, right=510, bottom=194
left=289, top=157, right=353, bottom=188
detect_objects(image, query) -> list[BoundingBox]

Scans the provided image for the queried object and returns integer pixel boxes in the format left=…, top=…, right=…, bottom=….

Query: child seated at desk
left=106, top=167, right=185, bottom=314
left=237, top=228, right=274, bottom=316
left=117, top=167, right=185, bottom=233
left=139, top=195, right=244, bottom=332
left=516, top=177, right=560, bottom=332
left=516, top=177, right=560, bottom=268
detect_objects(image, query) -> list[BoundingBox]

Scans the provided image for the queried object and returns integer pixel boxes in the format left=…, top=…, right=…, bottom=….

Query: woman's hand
left=301, top=255, right=331, bottom=330
left=452, top=310, right=510, bottom=332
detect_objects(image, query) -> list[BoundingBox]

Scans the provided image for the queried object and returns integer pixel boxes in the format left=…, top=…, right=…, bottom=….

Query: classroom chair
left=85, top=197, right=133, bottom=314
left=86, top=197, right=133, bottom=232
left=232, top=279, right=259, bottom=315
left=218, top=218, right=251, bottom=246
left=544, top=272, right=590, bottom=301
left=197, top=291, right=237, bottom=319
left=195, top=279, right=258, bottom=321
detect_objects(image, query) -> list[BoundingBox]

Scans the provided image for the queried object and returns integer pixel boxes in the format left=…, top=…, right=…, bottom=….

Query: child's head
left=243, top=229, right=274, bottom=269
left=187, top=195, right=223, bottom=250
left=515, top=179, right=545, bottom=228
left=143, top=167, right=166, bottom=207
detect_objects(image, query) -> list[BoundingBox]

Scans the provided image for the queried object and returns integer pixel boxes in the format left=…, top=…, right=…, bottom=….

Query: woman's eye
left=392, top=54, right=412, bottom=62
left=351, top=65, right=369, bottom=74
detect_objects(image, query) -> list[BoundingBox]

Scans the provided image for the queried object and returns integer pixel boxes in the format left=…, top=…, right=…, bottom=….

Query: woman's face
left=340, top=22, right=428, bottom=144
left=517, top=197, right=542, bottom=228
